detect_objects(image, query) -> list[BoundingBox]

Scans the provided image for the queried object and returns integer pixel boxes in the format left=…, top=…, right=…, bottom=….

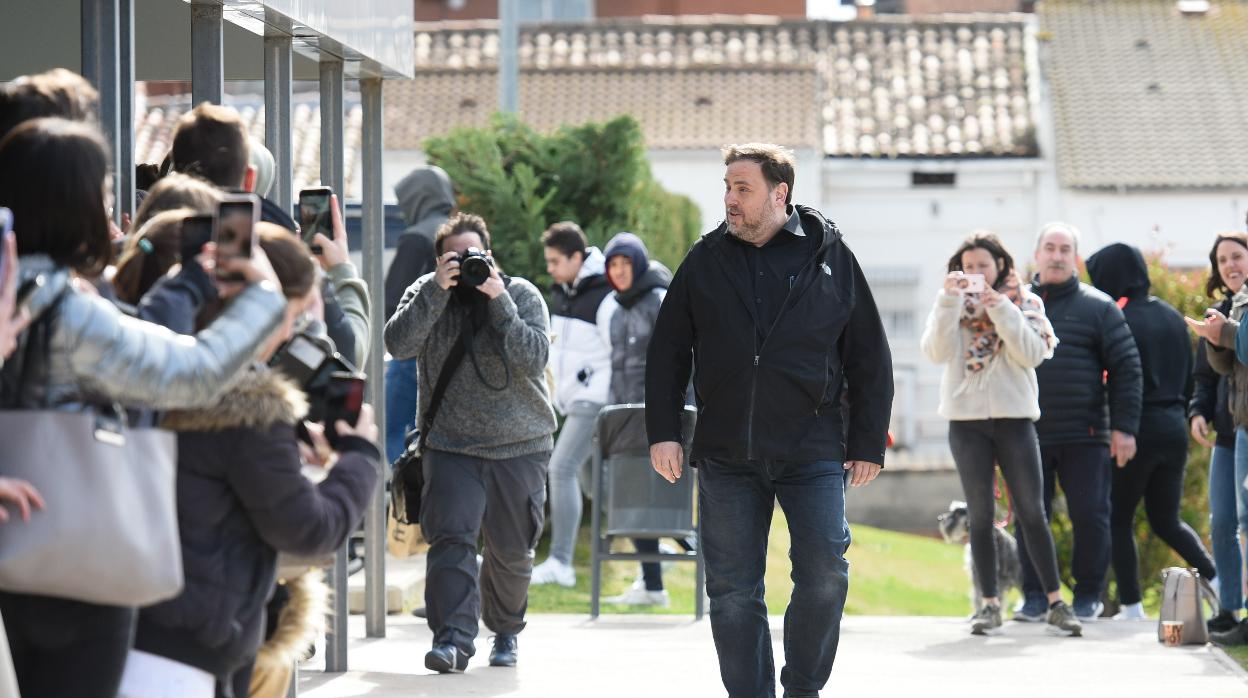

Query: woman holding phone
left=921, top=231, right=1081, bottom=636
left=0, top=117, right=288, bottom=698
left=126, top=226, right=381, bottom=698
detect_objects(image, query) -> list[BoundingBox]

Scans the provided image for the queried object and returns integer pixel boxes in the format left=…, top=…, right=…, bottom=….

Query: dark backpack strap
left=418, top=330, right=468, bottom=452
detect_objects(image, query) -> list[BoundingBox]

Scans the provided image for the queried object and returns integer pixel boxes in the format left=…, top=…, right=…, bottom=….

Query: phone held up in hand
left=214, top=194, right=259, bottom=282
left=297, top=186, right=334, bottom=254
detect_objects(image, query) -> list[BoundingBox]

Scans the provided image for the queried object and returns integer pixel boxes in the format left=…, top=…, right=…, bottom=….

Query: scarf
left=955, top=270, right=1056, bottom=395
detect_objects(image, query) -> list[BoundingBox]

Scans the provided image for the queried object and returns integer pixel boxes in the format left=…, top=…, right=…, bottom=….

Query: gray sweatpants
left=420, top=448, right=550, bottom=655
left=546, top=401, right=602, bottom=564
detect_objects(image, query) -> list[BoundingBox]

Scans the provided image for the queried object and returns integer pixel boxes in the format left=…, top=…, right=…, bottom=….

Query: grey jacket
left=1, top=255, right=285, bottom=411
left=383, top=273, right=556, bottom=460
left=597, top=262, right=672, bottom=405
left=1207, top=287, right=1248, bottom=426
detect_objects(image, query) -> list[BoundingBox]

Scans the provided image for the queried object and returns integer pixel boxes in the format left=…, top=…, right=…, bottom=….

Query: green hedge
left=423, top=113, right=702, bottom=287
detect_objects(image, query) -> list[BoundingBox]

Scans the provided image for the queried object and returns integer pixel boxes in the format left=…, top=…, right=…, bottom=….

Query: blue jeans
left=1214, top=433, right=1248, bottom=613
left=384, top=357, right=419, bottom=464
left=699, top=458, right=850, bottom=698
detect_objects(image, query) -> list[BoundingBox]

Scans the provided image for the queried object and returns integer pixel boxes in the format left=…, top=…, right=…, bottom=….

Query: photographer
left=384, top=213, right=556, bottom=674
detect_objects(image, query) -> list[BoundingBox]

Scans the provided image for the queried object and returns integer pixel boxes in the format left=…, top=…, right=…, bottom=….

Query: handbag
left=1157, top=567, right=1219, bottom=645
left=0, top=295, right=182, bottom=607
left=390, top=332, right=468, bottom=525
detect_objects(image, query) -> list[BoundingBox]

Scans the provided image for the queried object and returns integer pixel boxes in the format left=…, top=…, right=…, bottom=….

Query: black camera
left=457, top=247, right=494, bottom=288
left=269, top=330, right=362, bottom=426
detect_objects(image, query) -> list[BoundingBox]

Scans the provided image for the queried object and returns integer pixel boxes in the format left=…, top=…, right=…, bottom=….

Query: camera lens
left=460, top=253, right=491, bottom=287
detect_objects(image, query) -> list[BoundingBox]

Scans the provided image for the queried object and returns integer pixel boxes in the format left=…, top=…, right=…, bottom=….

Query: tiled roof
left=1041, top=0, right=1248, bottom=189
left=400, top=15, right=1038, bottom=158
left=134, top=96, right=365, bottom=196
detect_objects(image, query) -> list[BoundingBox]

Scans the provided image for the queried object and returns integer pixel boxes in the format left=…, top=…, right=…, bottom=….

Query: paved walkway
left=297, top=614, right=1248, bottom=697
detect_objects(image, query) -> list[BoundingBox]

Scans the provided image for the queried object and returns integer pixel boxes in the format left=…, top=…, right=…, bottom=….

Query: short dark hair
left=722, top=143, right=796, bottom=205
left=541, top=221, right=587, bottom=259
left=434, top=212, right=492, bottom=256
left=0, top=68, right=99, bottom=142
left=171, top=103, right=250, bottom=189
left=0, top=118, right=113, bottom=277
left=257, top=223, right=316, bottom=300
left=1207, top=232, right=1248, bottom=299
left=946, top=230, right=1015, bottom=290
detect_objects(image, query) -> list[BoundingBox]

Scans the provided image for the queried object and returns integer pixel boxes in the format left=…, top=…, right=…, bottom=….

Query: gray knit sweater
left=383, top=273, right=556, bottom=459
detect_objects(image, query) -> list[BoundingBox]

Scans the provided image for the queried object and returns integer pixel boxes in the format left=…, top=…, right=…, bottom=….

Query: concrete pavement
left=297, top=613, right=1248, bottom=697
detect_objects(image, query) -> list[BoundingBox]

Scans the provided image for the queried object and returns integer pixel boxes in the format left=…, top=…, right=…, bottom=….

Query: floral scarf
left=955, top=270, right=1056, bottom=394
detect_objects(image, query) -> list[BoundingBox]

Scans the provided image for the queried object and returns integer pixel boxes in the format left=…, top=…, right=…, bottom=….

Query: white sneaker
left=603, top=580, right=670, bottom=607
left=530, top=558, right=576, bottom=587
left=1113, top=602, right=1147, bottom=621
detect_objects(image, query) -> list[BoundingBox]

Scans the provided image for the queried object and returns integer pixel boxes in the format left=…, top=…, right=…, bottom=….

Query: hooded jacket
left=645, top=205, right=894, bottom=464
left=1087, top=243, right=1193, bottom=427
left=133, top=367, right=378, bottom=679
left=385, top=166, right=455, bottom=321
left=1028, top=269, right=1142, bottom=447
left=548, top=247, right=613, bottom=413
left=598, top=233, right=672, bottom=405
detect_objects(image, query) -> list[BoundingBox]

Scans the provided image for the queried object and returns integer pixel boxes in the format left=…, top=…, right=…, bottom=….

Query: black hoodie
left=1087, top=243, right=1193, bottom=428
left=645, top=204, right=894, bottom=464
left=385, top=167, right=455, bottom=321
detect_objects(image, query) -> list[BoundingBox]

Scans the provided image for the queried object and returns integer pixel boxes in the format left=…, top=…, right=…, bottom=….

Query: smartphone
left=324, top=372, right=366, bottom=448
left=214, top=194, right=259, bottom=282
left=0, top=207, right=12, bottom=273
left=960, top=274, right=986, bottom=294
left=297, top=186, right=334, bottom=252
left=180, top=214, right=214, bottom=264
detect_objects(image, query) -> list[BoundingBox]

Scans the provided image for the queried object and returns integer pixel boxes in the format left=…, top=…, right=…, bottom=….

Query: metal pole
left=191, top=2, right=224, bottom=106
left=118, top=0, right=135, bottom=222
left=263, top=33, right=293, bottom=212
left=498, top=0, right=519, bottom=113
left=319, top=56, right=350, bottom=674
left=81, top=0, right=122, bottom=226
left=360, top=76, right=388, bottom=638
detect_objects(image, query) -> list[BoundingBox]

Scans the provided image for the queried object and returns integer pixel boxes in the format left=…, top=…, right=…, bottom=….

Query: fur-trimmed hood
left=162, top=365, right=308, bottom=432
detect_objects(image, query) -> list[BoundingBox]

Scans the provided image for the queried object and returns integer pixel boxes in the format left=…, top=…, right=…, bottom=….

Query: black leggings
left=0, top=591, right=135, bottom=698
left=949, top=419, right=1061, bottom=599
left=1111, top=413, right=1217, bottom=605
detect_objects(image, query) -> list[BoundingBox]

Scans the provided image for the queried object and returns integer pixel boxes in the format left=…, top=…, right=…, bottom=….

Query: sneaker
left=1112, top=602, right=1147, bottom=621
left=1046, top=601, right=1083, bottom=637
left=425, top=644, right=470, bottom=674
left=1072, top=598, right=1104, bottom=622
left=1212, top=619, right=1248, bottom=646
left=1208, top=610, right=1238, bottom=634
left=530, top=558, right=576, bottom=587
left=488, top=634, right=518, bottom=667
left=971, top=604, right=1003, bottom=635
left=1013, top=596, right=1048, bottom=622
left=603, top=580, right=671, bottom=608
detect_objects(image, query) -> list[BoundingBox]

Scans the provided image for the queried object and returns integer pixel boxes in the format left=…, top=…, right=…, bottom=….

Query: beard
left=727, top=201, right=783, bottom=244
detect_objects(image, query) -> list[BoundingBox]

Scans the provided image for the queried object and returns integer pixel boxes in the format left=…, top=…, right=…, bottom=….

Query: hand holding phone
left=959, top=274, right=986, bottom=294
left=298, top=186, right=333, bottom=251
left=324, top=372, right=368, bottom=449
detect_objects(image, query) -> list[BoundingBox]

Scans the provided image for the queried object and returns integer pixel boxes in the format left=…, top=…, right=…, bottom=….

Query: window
left=911, top=171, right=956, bottom=188
left=865, top=267, right=920, bottom=340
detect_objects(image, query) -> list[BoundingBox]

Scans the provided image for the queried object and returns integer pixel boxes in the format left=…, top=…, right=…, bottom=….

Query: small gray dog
left=937, top=500, right=1022, bottom=613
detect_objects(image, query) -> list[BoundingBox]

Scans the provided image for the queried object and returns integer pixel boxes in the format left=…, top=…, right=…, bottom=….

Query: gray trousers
left=420, top=448, right=550, bottom=655
left=546, top=401, right=602, bottom=564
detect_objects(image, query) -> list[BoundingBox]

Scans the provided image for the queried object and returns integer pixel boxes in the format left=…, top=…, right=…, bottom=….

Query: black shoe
left=424, top=644, right=469, bottom=673
left=411, top=606, right=427, bottom=619
left=1208, top=610, right=1238, bottom=634
left=489, top=634, right=518, bottom=667
left=1211, top=619, right=1248, bottom=646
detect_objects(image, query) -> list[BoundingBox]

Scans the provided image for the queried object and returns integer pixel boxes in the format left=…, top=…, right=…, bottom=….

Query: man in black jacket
left=1014, top=224, right=1143, bottom=623
left=646, top=144, right=893, bottom=698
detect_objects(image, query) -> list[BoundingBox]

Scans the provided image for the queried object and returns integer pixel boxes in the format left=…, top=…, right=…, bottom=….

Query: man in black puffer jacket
left=1014, top=224, right=1143, bottom=624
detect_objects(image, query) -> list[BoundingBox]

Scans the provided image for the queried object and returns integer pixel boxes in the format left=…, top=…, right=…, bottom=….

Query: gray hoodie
left=385, top=166, right=455, bottom=320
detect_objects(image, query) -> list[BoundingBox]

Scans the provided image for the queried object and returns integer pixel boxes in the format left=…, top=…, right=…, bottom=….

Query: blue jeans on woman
left=1213, top=434, right=1248, bottom=612
left=384, top=357, right=419, bottom=464
left=699, top=458, right=850, bottom=698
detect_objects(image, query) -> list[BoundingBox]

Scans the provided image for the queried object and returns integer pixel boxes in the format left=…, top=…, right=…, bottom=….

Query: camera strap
left=417, top=327, right=469, bottom=453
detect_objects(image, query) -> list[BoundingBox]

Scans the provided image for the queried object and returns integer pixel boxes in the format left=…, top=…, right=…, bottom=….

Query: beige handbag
left=1157, top=567, right=1218, bottom=645
left=0, top=409, right=183, bottom=606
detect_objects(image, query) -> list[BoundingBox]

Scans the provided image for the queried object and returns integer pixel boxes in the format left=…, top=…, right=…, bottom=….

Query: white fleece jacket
left=919, top=290, right=1057, bottom=421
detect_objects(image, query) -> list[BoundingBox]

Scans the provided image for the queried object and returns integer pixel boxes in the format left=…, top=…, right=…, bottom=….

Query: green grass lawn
left=1222, top=645, right=1248, bottom=672
left=529, top=509, right=977, bottom=617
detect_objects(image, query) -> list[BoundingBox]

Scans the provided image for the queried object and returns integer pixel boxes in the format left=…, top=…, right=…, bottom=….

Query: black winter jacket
left=1029, top=272, right=1142, bottom=446
left=646, top=205, right=894, bottom=464
left=133, top=367, right=378, bottom=680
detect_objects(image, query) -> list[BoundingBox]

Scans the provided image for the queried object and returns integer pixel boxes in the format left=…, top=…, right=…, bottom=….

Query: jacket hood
left=603, top=232, right=649, bottom=291
left=254, top=571, right=328, bottom=671
left=162, top=365, right=307, bottom=432
left=615, top=261, right=672, bottom=308
left=562, top=247, right=607, bottom=293
left=394, top=166, right=455, bottom=236
left=1087, top=243, right=1150, bottom=301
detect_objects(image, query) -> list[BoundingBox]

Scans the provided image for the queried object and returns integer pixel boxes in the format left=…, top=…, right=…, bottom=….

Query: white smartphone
left=960, top=274, right=986, bottom=294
